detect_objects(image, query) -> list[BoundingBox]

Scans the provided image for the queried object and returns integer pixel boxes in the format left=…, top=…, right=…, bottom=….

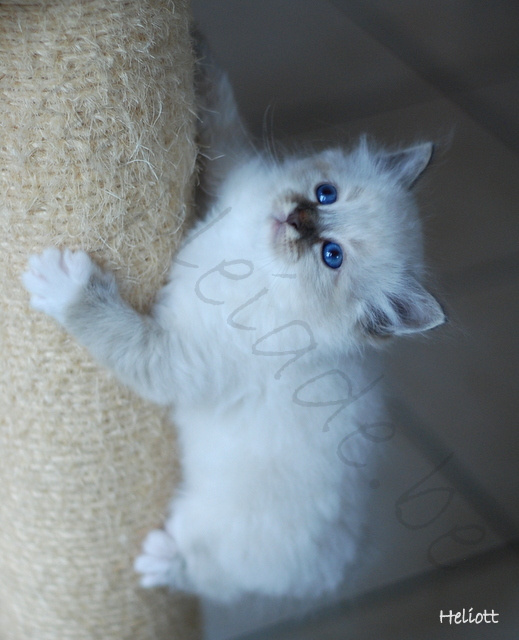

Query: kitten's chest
left=160, top=259, right=313, bottom=377
left=159, top=250, right=383, bottom=432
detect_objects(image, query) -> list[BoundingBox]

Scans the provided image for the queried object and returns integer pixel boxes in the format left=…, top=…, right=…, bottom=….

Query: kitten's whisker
left=261, top=103, right=281, bottom=167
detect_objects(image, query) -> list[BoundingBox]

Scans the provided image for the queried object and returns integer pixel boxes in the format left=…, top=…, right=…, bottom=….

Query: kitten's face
left=254, top=144, right=446, bottom=344
left=269, top=148, right=420, bottom=279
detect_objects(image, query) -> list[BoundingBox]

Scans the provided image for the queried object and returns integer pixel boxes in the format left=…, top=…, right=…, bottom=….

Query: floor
left=191, top=1, right=519, bottom=638
left=237, top=547, right=519, bottom=640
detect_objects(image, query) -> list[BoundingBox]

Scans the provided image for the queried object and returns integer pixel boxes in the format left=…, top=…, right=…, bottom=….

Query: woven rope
left=0, top=1, right=200, bottom=638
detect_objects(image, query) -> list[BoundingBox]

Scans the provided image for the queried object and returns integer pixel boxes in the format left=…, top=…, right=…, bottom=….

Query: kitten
left=22, top=45, right=446, bottom=603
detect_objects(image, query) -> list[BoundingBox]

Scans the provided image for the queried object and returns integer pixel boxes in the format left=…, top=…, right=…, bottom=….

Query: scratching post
left=0, top=1, right=200, bottom=639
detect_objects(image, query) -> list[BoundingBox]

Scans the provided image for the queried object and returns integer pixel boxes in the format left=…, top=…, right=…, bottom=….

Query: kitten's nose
left=286, top=210, right=303, bottom=231
left=286, top=204, right=316, bottom=233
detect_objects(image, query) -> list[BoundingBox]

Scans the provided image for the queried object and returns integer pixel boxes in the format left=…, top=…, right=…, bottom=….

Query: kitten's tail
left=192, top=29, right=254, bottom=208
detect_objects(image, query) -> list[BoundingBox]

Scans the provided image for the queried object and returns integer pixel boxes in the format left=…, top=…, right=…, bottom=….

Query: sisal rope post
left=0, top=1, right=200, bottom=638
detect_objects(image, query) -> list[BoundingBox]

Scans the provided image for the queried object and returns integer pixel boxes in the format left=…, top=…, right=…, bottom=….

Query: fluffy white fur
left=22, top=48, right=446, bottom=603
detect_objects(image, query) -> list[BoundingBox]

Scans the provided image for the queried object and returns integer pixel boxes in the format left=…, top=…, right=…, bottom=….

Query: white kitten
left=22, top=48, right=446, bottom=603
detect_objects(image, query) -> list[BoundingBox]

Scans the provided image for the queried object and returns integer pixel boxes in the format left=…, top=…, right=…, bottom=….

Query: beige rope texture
left=0, top=1, right=200, bottom=638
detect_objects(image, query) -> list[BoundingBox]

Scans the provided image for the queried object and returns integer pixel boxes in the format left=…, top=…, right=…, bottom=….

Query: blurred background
left=191, top=1, right=519, bottom=638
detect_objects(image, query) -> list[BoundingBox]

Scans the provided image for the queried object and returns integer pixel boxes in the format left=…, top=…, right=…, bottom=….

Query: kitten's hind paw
left=134, top=529, right=187, bottom=589
left=22, top=248, right=96, bottom=324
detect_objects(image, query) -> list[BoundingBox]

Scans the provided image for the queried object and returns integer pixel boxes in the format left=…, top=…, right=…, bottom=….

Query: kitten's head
left=254, top=140, right=446, bottom=348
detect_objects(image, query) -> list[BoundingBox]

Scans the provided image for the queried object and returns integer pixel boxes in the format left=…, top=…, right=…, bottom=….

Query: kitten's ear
left=378, top=142, right=434, bottom=188
left=363, top=277, right=447, bottom=337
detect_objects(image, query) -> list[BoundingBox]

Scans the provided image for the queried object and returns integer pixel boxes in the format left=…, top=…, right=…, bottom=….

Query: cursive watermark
left=440, top=609, right=498, bottom=624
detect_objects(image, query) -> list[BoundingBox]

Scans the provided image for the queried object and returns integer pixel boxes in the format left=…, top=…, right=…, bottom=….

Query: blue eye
left=316, top=183, right=337, bottom=204
left=322, top=242, right=343, bottom=269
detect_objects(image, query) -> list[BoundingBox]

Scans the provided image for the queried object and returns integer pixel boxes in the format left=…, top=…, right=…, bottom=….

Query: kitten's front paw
left=134, top=529, right=185, bottom=589
left=22, top=248, right=96, bottom=324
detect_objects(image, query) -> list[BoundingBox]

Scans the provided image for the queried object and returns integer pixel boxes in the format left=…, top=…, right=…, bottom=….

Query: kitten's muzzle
left=286, top=203, right=319, bottom=243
